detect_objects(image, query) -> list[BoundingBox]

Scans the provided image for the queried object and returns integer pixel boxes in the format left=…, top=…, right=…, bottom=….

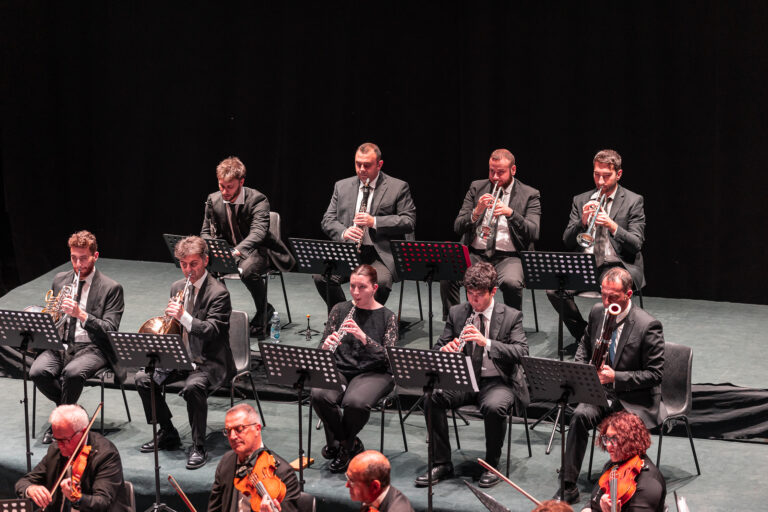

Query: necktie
left=609, top=325, right=619, bottom=366
left=65, top=281, right=86, bottom=344
left=471, top=313, right=485, bottom=379
left=181, top=285, right=196, bottom=357
left=228, top=203, right=243, bottom=244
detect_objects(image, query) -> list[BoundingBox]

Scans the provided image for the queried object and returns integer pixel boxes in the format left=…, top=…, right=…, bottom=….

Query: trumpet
left=42, top=269, right=81, bottom=328
left=475, top=180, right=504, bottom=241
left=577, top=188, right=608, bottom=248
left=327, top=305, right=357, bottom=352
left=455, top=312, right=478, bottom=352
left=139, top=274, right=192, bottom=335
left=355, top=178, right=371, bottom=252
left=590, top=303, right=622, bottom=369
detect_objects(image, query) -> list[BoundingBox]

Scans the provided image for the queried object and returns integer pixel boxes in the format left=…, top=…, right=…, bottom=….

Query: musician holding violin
left=583, top=411, right=666, bottom=512
left=209, top=403, right=301, bottom=512
left=15, top=404, right=131, bottom=511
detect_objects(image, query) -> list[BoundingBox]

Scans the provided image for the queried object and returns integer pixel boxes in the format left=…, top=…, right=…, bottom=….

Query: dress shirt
left=354, top=174, right=380, bottom=230
left=472, top=179, right=516, bottom=252
left=71, top=271, right=95, bottom=343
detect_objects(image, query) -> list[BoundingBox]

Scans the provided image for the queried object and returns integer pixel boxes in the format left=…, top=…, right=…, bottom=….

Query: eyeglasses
left=600, top=435, right=619, bottom=447
left=53, top=429, right=84, bottom=443
left=222, top=422, right=260, bottom=437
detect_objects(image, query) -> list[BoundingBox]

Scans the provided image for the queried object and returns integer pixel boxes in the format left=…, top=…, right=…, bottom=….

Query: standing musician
left=547, top=149, right=646, bottom=341
left=201, top=156, right=295, bottom=339
left=134, top=236, right=235, bottom=470
left=15, top=404, right=131, bottom=511
left=582, top=411, right=666, bottom=512
left=441, top=149, right=541, bottom=316
left=346, top=450, right=414, bottom=512
left=554, top=267, right=664, bottom=504
left=311, top=264, right=398, bottom=473
left=208, top=403, right=301, bottom=512
left=32, top=230, right=125, bottom=445
left=313, top=142, right=416, bottom=309
left=416, top=262, right=530, bottom=489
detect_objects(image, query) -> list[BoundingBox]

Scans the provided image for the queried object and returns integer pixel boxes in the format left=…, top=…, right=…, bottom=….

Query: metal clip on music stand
left=258, top=342, right=344, bottom=491
left=0, top=309, right=62, bottom=472
left=0, top=499, right=34, bottom=512
left=387, top=346, right=478, bottom=512
left=521, top=356, right=607, bottom=500
left=163, top=233, right=238, bottom=276
left=108, top=332, right=194, bottom=512
left=390, top=241, right=470, bottom=348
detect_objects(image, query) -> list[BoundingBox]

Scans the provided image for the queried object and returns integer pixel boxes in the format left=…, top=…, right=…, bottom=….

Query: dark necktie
left=471, top=313, right=485, bottom=380
left=360, top=185, right=371, bottom=212
left=228, top=203, right=244, bottom=244
left=483, top=186, right=504, bottom=258
left=65, top=281, right=86, bottom=344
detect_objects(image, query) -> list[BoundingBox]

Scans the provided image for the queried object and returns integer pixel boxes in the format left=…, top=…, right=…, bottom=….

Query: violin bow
left=168, top=475, right=198, bottom=512
left=477, top=458, right=542, bottom=506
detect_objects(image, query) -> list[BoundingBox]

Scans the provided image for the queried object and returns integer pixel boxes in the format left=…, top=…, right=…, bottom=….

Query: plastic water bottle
left=269, top=311, right=281, bottom=342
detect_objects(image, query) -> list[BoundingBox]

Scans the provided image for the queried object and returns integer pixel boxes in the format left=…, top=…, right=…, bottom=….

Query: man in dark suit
left=347, top=450, right=414, bottom=512
left=416, top=262, right=530, bottom=489
left=135, top=236, right=235, bottom=470
left=208, top=403, right=301, bottom=512
left=441, top=149, right=541, bottom=315
left=313, top=142, right=416, bottom=309
left=554, top=267, right=664, bottom=504
left=31, top=230, right=125, bottom=445
left=547, top=149, right=646, bottom=340
left=201, top=156, right=295, bottom=338
left=16, top=404, right=131, bottom=512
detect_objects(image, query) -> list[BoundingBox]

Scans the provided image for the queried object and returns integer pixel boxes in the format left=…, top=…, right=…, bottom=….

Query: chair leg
left=380, top=403, right=385, bottom=453
left=100, top=374, right=106, bottom=434
left=279, top=272, right=292, bottom=326
left=395, top=395, right=408, bottom=452
left=506, top=414, right=512, bottom=477
left=397, top=282, right=405, bottom=325
left=587, top=427, right=597, bottom=481
left=262, top=274, right=270, bottom=335
left=681, top=417, right=701, bottom=475
left=451, top=410, right=461, bottom=450
left=248, top=373, right=265, bottom=428
left=530, top=289, right=539, bottom=332
left=656, top=419, right=666, bottom=469
left=32, top=383, right=36, bottom=437
left=523, top=409, right=532, bottom=457
left=230, top=377, right=237, bottom=408
left=119, top=383, right=132, bottom=422
left=416, top=281, right=424, bottom=321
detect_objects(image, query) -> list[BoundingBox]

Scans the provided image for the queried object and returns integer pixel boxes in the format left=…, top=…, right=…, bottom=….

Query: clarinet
left=456, top=311, right=478, bottom=352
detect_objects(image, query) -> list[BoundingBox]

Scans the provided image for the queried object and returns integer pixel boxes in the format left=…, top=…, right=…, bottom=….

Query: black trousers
left=238, top=252, right=270, bottom=326
left=312, top=246, right=393, bottom=311
left=310, top=371, right=394, bottom=451
left=30, top=344, right=109, bottom=406
left=134, top=369, right=211, bottom=448
left=562, top=399, right=624, bottom=484
left=425, top=376, right=516, bottom=468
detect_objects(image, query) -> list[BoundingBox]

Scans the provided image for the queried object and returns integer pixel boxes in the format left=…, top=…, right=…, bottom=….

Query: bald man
left=346, top=450, right=414, bottom=512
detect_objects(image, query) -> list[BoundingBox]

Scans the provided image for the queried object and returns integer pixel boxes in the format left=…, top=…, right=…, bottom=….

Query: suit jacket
left=207, top=448, right=301, bottom=512
left=563, top=184, right=646, bottom=287
left=201, top=186, right=295, bottom=272
left=320, top=172, right=416, bottom=278
left=51, top=269, right=126, bottom=383
left=575, top=303, right=665, bottom=427
left=15, top=431, right=131, bottom=512
left=436, top=302, right=530, bottom=407
left=454, top=178, right=541, bottom=252
left=588, top=454, right=666, bottom=512
left=171, top=273, right=235, bottom=392
left=378, top=486, right=415, bottom=512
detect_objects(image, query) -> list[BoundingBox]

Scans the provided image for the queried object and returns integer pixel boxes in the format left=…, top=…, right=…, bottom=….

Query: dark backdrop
left=2, top=2, right=767, bottom=303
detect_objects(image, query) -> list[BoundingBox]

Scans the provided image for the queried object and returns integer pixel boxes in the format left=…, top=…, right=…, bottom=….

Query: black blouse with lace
left=319, top=300, right=398, bottom=374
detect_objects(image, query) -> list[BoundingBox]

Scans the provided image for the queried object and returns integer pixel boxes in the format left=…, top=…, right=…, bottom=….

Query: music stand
left=521, top=356, right=607, bottom=501
left=108, top=332, right=193, bottom=512
left=390, top=241, right=470, bottom=348
left=0, top=499, right=33, bottom=512
left=288, top=238, right=361, bottom=312
left=163, top=234, right=238, bottom=275
left=258, top=342, right=344, bottom=491
left=387, top=346, right=478, bottom=512
left=0, top=309, right=62, bottom=471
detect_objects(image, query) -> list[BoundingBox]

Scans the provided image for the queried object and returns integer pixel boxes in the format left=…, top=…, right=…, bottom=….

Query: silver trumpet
left=355, top=178, right=371, bottom=252
left=577, top=188, right=608, bottom=248
left=327, top=305, right=357, bottom=352
left=475, top=180, right=503, bottom=241
left=456, top=312, right=478, bottom=352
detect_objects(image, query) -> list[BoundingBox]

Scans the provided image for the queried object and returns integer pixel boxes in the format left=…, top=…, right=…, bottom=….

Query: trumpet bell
left=576, top=232, right=595, bottom=248
left=139, top=316, right=181, bottom=335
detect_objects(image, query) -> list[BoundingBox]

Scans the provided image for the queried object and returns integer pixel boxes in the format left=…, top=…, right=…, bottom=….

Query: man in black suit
left=16, top=404, right=131, bottom=512
left=208, top=403, right=301, bottom=512
left=135, top=236, right=235, bottom=470
left=313, top=142, right=416, bottom=309
left=554, top=267, right=664, bottom=504
left=201, top=156, right=295, bottom=338
left=347, top=450, right=414, bottom=512
left=31, top=230, right=125, bottom=445
left=416, top=262, right=530, bottom=489
left=441, top=149, right=541, bottom=315
left=547, top=149, right=646, bottom=340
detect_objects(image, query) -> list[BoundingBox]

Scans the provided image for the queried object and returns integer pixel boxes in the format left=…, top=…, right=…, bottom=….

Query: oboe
left=328, top=305, right=357, bottom=352
left=355, top=178, right=371, bottom=252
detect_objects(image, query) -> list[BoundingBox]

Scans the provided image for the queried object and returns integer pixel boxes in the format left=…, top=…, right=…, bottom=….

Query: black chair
left=123, top=480, right=136, bottom=512
left=297, top=491, right=316, bottom=512
left=229, top=310, right=266, bottom=426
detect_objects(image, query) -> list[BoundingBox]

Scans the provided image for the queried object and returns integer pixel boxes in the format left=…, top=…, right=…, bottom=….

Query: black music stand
left=390, top=241, right=470, bottom=348
left=0, top=499, right=34, bottom=512
left=108, top=332, right=193, bottom=512
left=163, top=234, right=238, bottom=275
left=522, top=356, right=607, bottom=500
left=0, top=309, right=62, bottom=472
left=258, top=342, right=344, bottom=491
left=387, top=346, right=478, bottom=512
left=288, top=238, right=361, bottom=313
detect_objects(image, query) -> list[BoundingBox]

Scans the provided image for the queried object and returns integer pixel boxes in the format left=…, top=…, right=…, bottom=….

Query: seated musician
left=311, top=264, right=398, bottom=473
left=32, top=230, right=125, bottom=445
left=416, top=262, right=530, bottom=489
left=209, top=403, right=301, bottom=512
left=582, top=411, right=666, bottom=512
left=346, top=450, right=414, bottom=512
left=15, top=404, right=131, bottom=512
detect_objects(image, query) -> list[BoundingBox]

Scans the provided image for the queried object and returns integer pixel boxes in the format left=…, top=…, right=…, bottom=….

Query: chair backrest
left=124, top=480, right=136, bottom=512
left=229, top=310, right=251, bottom=373
left=660, top=342, right=693, bottom=418
left=269, top=211, right=282, bottom=242
left=297, top=491, right=316, bottom=512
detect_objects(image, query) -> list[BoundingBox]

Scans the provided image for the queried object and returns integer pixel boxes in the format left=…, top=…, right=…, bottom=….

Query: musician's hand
left=232, top=249, right=242, bottom=258
left=260, top=499, right=281, bottom=512
left=343, top=226, right=364, bottom=242
left=166, top=299, right=184, bottom=321
left=473, top=193, right=496, bottom=217
left=594, top=211, right=618, bottom=234
left=440, top=338, right=461, bottom=352
left=61, top=298, right=86, bottom=322
left=25, top=485, right=52, bottom=509
left=61, top=478, right=79, bottom=502
left=582, top=200, right=601, bottom=226
left=493, top=203, right=512, bottom=218
left=598, top=365, right=615, bottom=384
left=353, top=212, right=374, bottom=228
left=341, top=319, right=366, bottom=344
left=599, top=492, right=617, bottom=512
left=322, top=332, right=341, bottom=351
left=461, top=324, right=487, bottom=346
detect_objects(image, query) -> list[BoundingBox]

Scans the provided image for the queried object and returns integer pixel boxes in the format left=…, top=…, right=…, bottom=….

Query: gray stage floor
left=0, top=258, right=766, bottom=511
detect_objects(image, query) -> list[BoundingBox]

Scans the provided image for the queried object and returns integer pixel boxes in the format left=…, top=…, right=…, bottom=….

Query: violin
left=68, top=444, right=92, bottom=501
left=234, top=450, right=287, bottom=512
left=598, top=454, right=644, bottom=512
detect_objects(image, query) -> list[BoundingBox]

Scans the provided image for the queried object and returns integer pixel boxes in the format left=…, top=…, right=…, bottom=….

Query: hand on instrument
left=61, top=297, right=85, bottom=322
left=260, top=500, right=281, bottom=512
left=594, top=211, right=618, bottom=234
left=232, top=248, right=242, bottom=258
left=460, top=324, right=487, bottom=346
left=166, top=299, right=184, bottom=321
left=343, top=226, right=364, bottom=242
left=493, top=203, right=512, bottom=218
left=582, top=200, right=602, bottom=226
left=598, top=364, right=615, bottom=384
left=25, top=485, right=53, bottom=509
left=599, top=492, right=618, bottom=512
left=440, top=338, right=462, bottom=352
left=473, top=193, right=497, bottom=217
left=322, top=331, right=341, bottom=351
left=61, top=477, right=79, bottom=502
left=353, top=212, right=374, bottom=228
left=339, top=318, right=366, bottom=344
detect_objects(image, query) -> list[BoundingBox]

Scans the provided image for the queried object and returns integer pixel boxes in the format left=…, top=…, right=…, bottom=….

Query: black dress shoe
left=552, top=483, right=580, bottom=504
left=249, top=325, right=266, bottom=341
left=140, top=427, right=181, bottom=453
left=186, top=446, right=207, bottom=470
left=414, top=463, right=454, bottom=487
left=328, top=446, right=352, bottom=473
left=478, top=470, right=501, bottom=488
left=42, top=426, right=53, bottom=445
left=321, top=444, right=339, bottom=460
left=350, top=437, right=365, bottom=457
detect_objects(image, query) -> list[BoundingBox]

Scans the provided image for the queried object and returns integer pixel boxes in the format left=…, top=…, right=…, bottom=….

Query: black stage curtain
left=2, top=3, right=768, bottom=303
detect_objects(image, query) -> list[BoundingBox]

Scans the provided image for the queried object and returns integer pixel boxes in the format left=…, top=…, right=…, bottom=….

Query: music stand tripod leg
left=20, top=334, right=33, bottom=472
left=144, top=357, right=177, bottom=512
